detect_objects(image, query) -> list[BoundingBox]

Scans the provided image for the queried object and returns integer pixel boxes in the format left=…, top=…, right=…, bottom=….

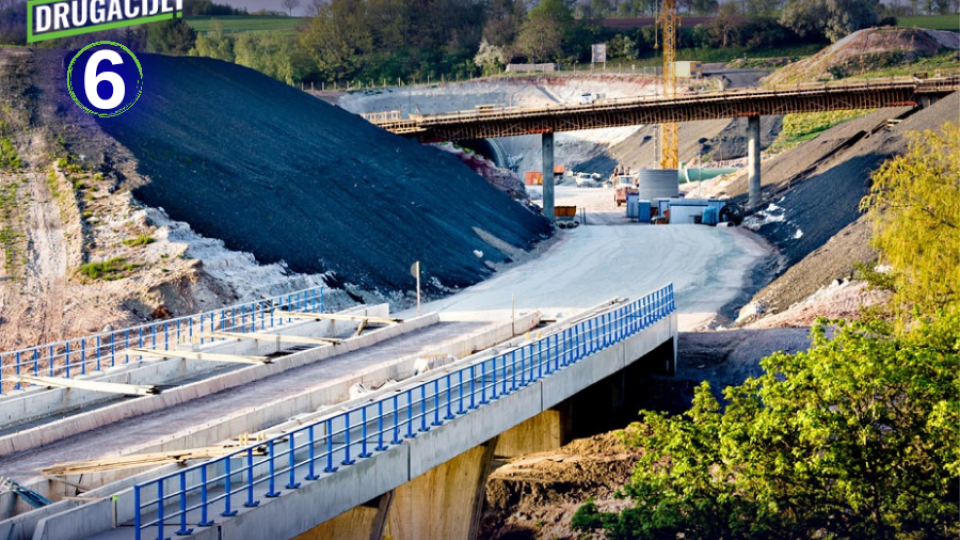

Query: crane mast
left=658, top=0, right=679, bottom=170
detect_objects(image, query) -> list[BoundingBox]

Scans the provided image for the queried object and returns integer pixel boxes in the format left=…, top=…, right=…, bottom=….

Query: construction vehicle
left=554, top=205, right=579, bottom=228
left=613, top=174, right=639, bottom=206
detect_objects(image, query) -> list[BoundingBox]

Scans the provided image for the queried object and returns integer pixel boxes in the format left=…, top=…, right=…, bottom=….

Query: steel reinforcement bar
left=0, top=286, right=326, bottom=395
left=373, top=76, right=959, bottom=141
left=132, top=284, right=676, bottom=540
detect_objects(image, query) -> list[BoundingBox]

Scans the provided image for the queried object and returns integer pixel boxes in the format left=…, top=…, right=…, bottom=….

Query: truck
left=612, top=174, right=638, bottom=206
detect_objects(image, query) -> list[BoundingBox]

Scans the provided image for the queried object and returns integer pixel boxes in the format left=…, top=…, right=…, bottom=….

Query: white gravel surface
left=404, top=185, right=771, bottom=331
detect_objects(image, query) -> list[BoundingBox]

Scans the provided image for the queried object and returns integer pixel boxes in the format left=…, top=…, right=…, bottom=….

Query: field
left=898, top=15, right=960, bottom=31
left=184, top=16, right=305, bottom=35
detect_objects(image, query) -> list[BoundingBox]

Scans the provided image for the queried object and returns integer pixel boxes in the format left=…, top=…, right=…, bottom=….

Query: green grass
left=79, top=258, right=140, bottom=281
left=556, top=43, right=827, bottom=72
left=185, top=16, right=305, bottom=35
left=898, top=15, right=960, bottom=31
left=122, top=234, right=156, bottom=247
left=769, top=109, right=872, bottom=153
left=845, top=51, right=960, bottom=79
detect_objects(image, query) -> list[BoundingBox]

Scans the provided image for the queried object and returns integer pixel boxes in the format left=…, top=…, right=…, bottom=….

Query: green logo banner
left=27, top=0, right=181, bottom=43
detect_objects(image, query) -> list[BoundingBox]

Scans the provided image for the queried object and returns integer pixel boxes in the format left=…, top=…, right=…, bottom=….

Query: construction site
left=0, top=1, right=957, bottom=536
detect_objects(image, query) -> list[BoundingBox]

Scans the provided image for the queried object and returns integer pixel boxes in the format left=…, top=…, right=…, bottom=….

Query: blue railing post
left=266, top=440, right=281, bottom=497
left=287, top=432, right=301, bottom=488
left=134, top=485, right=141, bottom=540
left=432, top=379, right=443, bottom=425
left=360, top=407, right=373, bottom=457
left=176, top=472, right=193, bottom=536
left=324, top=419, right=338, bottom=473
left=64, top=342, right=70, bottom=378
left=419, top=385, right=429, bottom=432
left=405, top=390, right=416, bottom=437
left=468, top=365, right=477, bottom=409
left=376, top=400, right=389, bottom=450
left=306, top=425, right=320, bottom=480
left=479, top=362, right=488, bottom=405
left=245, top=448, right=260, bottom=506
left=14, top=352, right=20, bottom=391
left=457, top=370, right=466, bottom=414
left=343, top=412, right=356, bottom=464
left=156, top=479, right=165, bottom=540
left=222, top=458, right=237, bottom=516
left=445, top=375, right=455, bottom=420
left=391, top=395, right=402, bottom=444
left=80, top=340, right=86, bottom=375
left=198, top=465, right=213, bottom=526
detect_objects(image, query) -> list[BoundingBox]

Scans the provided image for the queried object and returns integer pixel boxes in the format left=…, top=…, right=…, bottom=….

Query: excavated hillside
left=0, top=48, right=550, bottom=347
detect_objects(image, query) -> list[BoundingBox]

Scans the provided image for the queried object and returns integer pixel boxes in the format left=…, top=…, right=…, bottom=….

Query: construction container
left=626, top=193, right=639, bottom=219
left=638, top=200, right=652, bottom=223
left=702, top=206, right=718, bottom=225
left=675, top=61, right=703, bottom=78
left=638, top=169, right=680, bottom=201
left=525, top=171, right=543, bottom=185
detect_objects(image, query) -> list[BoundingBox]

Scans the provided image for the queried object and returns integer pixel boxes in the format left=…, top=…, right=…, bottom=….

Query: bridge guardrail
left=132, top=283, right=676, bottom=540
left=0, top=286, right=326, bottom=394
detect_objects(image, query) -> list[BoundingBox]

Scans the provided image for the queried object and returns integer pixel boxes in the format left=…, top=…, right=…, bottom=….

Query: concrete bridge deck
left=0, top=286, right=677, bottom=540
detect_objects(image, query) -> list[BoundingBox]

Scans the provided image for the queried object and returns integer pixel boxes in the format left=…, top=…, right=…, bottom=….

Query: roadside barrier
left=0, top=287, right=325, bottom=394
left=133, top=284, right=675, bottom=540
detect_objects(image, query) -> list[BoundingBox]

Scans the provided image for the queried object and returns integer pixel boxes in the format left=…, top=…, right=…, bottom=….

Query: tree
left=781, top=0, right=880, bottom=42
left=515, top=0, right=573, bottom=62
left=860, top=123, right=960, bottom=320
left=482, top=0, right=525, bottom=48
left=146, top=18, right=197, bottom=55
left=281, top=0, right=301, bottom=15
left=474, top=38, right=508, bottom=75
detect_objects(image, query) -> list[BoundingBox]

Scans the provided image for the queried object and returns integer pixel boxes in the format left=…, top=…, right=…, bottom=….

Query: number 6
left=84, top=50, right=125, bottom=110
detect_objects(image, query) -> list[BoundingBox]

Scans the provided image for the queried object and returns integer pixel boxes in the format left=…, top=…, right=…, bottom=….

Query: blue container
left=626, top=193, right=639, bottom=219
left=638, top=201, right=652, bottom=223
left=702, top=206, right=718, bottom=226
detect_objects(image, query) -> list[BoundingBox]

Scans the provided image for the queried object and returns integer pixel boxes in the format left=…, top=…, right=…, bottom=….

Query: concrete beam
left=542, top=132, right=555, bottom=222
left=747, top=115, right=761, bottom=209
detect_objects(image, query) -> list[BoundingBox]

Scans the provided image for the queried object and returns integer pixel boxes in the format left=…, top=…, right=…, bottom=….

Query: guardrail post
left=64, top=342, right=70, bottom=378
left=479, top=362, right=488, bottom=405
left=176, top=472, right=193, bottom=536
left=324, top=419, right=338, bottom=472
left=134, top=485, right=141, bottom=540
left=198, top=464, right=214, bottom=526
left=391, top=395, right=403, bottom=444
left=490, top=358, right=498, bottom=401
left=419, top=385, right=429, bottom=431
left=265, top=441, right=280, bottom=496
left=245, top=448, right=261, bottom=505
left=287, top=433, right=301, bottom=488
left=432, top=379, right=443, bottom=425
left=468, top=365, right=477, bottom=409
left=377, top=400, right=390, bottom=450
left=80, top=340, right=86, bottom=375
left=360, top=407, right=373, bottom=457
left=306, top=425, right=320, bottom=480
left=157, top=479, right=165, bottom=540
left=343, top=412, right=357, bottom=464
left=222, top=457, right=237, bottom=516
left=457, top=370, right=467, bottom=414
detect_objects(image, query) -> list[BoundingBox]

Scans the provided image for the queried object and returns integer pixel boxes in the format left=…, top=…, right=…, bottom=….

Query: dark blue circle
left=67, top=42, right=143, bottom=118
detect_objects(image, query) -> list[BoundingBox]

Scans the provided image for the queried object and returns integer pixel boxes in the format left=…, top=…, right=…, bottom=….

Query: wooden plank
left=192, top=331, right=342, bottom=345
left=353, top=319, right=368, bottom=338
left=42, top=446, right=265, bottom=475
left=273, top=311, right=402, bottom=325
left=127, top=348, right=270, bottom=365
left=11, top=375, right=159, bottom=396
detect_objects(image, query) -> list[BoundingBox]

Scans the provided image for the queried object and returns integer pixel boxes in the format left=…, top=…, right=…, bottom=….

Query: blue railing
left=0, top=286, right=325, bottom=394
left=132, top=284, right=675, bottom=540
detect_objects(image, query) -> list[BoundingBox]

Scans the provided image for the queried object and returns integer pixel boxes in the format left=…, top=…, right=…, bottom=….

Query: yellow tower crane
left=656, top=0, right=679, bottom=169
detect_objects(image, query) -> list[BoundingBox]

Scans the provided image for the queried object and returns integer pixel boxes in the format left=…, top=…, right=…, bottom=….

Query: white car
left=574, top=172, right=600, bottom=187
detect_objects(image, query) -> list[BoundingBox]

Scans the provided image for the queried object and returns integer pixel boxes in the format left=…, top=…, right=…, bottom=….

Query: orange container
left=525, top=171, right=543, bottom=185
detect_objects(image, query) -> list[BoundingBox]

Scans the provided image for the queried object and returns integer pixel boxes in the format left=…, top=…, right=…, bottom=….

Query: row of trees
left=571, top=124, right=959, bottom=540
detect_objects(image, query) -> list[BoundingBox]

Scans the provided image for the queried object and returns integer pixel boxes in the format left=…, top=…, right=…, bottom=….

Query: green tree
left=515, top=0, right=573, bottom=62
left=146, top=18, right=197, bottom=55
left=299, top=0, right=373, bottom=80
left=860, top=123, right=960, bottom=320
left=781, top=0, right=880, bottom=42
left=573, top=314, right=959, bottom=539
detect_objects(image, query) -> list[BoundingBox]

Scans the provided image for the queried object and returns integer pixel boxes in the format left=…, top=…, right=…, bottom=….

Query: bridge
left=0, top=284, right=677, bottom=540
left=367, top=76, right=959, bottom=217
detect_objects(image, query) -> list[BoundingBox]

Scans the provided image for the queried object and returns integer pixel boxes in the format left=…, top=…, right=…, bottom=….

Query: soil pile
left=765, top=27, right=959, bottom=85
left=92, top=55, right=551, bottom=294
left=729, top=92, right=959, bottom=323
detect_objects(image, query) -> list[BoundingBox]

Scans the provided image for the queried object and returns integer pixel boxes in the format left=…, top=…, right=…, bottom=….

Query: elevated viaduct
left=369, top=76, right=959, bottom=218
left=0, top=285, right=677, bottom=540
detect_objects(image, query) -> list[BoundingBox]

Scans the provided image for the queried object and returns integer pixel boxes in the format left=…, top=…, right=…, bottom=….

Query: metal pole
left=747, top=115, right=761, bottom=209
left=542, top=132, right=555, bottom=221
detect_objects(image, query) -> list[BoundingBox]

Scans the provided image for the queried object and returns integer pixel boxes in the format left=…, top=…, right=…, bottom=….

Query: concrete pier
left=747, top=115, right=761, bottom=209
left=542, top=132, right=555, bottom=221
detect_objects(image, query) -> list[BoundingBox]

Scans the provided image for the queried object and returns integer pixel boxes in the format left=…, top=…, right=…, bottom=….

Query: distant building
left=505, top=63, right=560, bottom=73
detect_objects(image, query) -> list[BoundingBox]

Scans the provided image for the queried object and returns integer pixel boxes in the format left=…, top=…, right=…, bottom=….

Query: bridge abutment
left=747, top=114, right=761, bottom=209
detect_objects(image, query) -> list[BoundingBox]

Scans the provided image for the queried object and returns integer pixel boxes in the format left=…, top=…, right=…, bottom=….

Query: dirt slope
left=89, top=54, right=550, bottom=293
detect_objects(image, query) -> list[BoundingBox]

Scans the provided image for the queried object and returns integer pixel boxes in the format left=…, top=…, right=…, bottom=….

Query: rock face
left=92, top=54, right=551, bottom=293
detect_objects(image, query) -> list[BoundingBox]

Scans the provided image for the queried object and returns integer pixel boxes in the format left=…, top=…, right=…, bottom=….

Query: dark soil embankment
left=725, top=93, right=959, bottom=321
left=93, top=55, right=550, bottom=293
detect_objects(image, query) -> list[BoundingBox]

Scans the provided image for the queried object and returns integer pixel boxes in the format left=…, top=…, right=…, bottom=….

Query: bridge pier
left=542, top=132, right=555, bottom=221
left=747, top=115, right=761, bottom=209
left=384, top=437, right=498, bottom=540
left=294, top=492, right=393, bottom=540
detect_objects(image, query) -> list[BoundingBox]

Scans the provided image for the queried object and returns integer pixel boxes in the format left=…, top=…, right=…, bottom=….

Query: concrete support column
left=494, top=401, right=572, bottom=458
left=747, top=115, right=761, bottom=209
left=542, top=132, right=555, bottom=221
left=385, top=437, right=499, bottom=540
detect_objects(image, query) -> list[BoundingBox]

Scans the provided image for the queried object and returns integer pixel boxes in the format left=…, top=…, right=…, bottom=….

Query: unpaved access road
left=407, top=185, right=771, bottom=331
